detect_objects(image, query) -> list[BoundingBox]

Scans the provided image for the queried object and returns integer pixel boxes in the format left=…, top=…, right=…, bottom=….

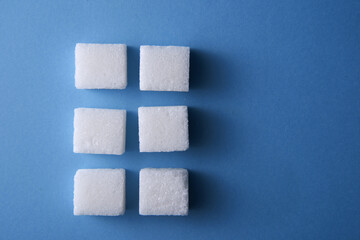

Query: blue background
left=1, top=0, right=359, bottom=239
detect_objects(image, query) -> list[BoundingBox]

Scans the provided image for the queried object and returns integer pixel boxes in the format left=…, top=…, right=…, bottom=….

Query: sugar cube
left=138, top=106, right=189, bottom=152
left=139, top=168, right=189, bottom=216
left=140, top=45, right=190, bottom=92
left=73, top=108, right=126, bottom=155
left=75, top=43, right=127, bottom=89
left=74, top=169, right=126, bottom=216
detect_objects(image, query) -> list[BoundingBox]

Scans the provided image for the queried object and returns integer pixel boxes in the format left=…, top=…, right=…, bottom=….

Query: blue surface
left=1, top=0, right=360, bottom=239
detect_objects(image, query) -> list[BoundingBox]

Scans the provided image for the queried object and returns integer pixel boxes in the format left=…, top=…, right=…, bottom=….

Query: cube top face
left=138, top=106, right=189, bottom=152
left=75, top=43, right=127, bottom=89
left=140, top=45, right=190, bottom=92
left=74, top=169, right=126, bottom=216
left=73, top=108, right=126, bottom=155
left=139, top=168, right=189, bottom=216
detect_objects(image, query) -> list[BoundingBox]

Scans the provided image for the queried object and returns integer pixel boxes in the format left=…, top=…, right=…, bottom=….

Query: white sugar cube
left=74, top=169, right=126, bottom=216
left=73, top=108, right=126, bottom=155
left=140, top=45, right=190, bottom=92
left=139, top=168, right=188, bottom=216
left=75, top=43, right=127, bottom=89
left=138, top=106, right=189, bottom=152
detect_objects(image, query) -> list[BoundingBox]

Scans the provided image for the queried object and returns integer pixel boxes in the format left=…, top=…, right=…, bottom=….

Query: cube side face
left=139, top=168, right=189, bottom=216
left=73, top=108, right=126, bottom=155
left=138, top=106, right=189, bottom=152
left=140, top=45, right=189, bottom=92
left=75, top=43, right=127, bottom=89
left=74, top=169, right=126, bottom=216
